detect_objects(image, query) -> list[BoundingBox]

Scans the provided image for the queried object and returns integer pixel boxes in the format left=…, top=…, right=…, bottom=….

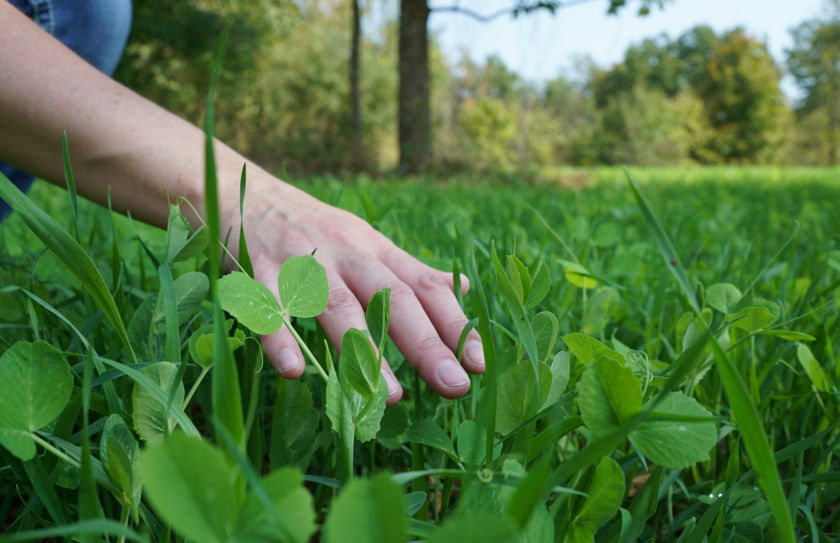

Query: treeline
left=116, top=0, right=840, bottom=174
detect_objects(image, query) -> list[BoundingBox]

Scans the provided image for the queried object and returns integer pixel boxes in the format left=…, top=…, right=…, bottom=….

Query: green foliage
left=2, top=167, right=840, bottom=541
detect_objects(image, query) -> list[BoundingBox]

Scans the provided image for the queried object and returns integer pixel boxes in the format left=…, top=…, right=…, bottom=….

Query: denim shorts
left=0, top=0, right=132, bottom=220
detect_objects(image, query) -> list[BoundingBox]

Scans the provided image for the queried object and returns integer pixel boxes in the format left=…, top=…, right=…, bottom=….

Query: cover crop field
left=0, top=165, right=839, bottom=542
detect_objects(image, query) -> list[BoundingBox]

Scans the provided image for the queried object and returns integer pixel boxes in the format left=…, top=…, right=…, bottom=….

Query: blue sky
left=415, top=0, right=825, bottom=99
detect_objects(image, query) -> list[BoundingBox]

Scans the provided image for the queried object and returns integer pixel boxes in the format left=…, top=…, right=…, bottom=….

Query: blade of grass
left=79, top=347, right=104, bottom=542
left=625, top=170, right=794, bottom=543
left=0, top=171, right=136, bottom=363
left=707, top=337, right=795, bottom=543
left=625, top=170, right=699, bottom=314
left=0, top=520, right=147, bottom=543
left=237, top=164, right=254, bottom=278
left=204, top=25, right=245, bottom=452
left=62, top=132, right=80, bottom=241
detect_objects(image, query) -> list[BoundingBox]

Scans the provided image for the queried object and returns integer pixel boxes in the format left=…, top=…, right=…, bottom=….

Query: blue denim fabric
left=0, top=0, right=132, bottom=220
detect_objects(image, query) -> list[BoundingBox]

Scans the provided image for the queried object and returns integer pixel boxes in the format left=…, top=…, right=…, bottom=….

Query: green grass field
left=0, top=166, right=838, bottom=542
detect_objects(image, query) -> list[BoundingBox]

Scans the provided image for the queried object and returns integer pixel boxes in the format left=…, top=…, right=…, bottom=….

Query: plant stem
left=183, top=366, right=211, bottom=408
left=283, top=316, right=328, bottom=381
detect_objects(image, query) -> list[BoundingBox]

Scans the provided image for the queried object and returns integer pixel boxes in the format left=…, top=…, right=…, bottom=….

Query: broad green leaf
left=406, top=419, right=457, bottom=459
left=140, top=433, right=240, bottom=543
left=682, top=309, right=712, bottom=353
left=132, top=363, right=185, bottom=443
left=568, top=457, right=625, bottom=543
left=327, top=365, right=388, bottom=444
left=593, top=222, right=621, bottom=248
left=100, top=415, right=141, bottom=509
left=506, top=254, right=530, bottom=304
left=236, top=468, right=315, bottom=543
left=340, top=329, right=381, bottom=397
left=270, top=379, right=321, bottom=471
left=188, top=324, right=245, bottom=369
left=218, top=271, right=283, bottom=335
left=491, top=245, right=540, bottom=372
left=706, top=283, right=742, bottom=314
left=171, top=271, right=209, bottom=323
left=524, top=261, right=551, bottom=308
left=581, top=286, right=619, bottom=335
left=495, top=361, right=552, bottom=435
left=277, top=255, right=329, bottom=318
left=532, top=311, right=558, bottom=365
left=576, top=356, right=641, bottom=437
left=0, top=341, right=72, bottom=460
left=166, top=206, right=209, bottom=263
left=795, top=343, right=831, bottom=392
left=323, top=473, right=406, bottom=543
left=543, top=351, right=571, bottom=409
left=630, top=392, right=717, bottom=468
left=563, top=333, right=625, bottom=366
left=558, top=259, right=598, bottom=289
left=365, top=288, right=391, bottom=353
left=728, top=306, right=776, bottom=332
left=426, top=515, right=516, bottom=543
left=457, top=420, right=487, bottom=467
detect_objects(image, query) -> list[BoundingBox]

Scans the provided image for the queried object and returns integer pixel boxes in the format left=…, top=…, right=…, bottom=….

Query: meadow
left=0, top=164, right=838, bottom=543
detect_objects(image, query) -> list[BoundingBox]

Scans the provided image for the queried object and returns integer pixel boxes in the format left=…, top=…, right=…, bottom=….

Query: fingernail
left=465, top=340, right=485, bottom=368
left=437, top=359, right=469, bottom=389
left=276, top=348, right=299, bottom=374
left=383, top=370, right=401, bottom=398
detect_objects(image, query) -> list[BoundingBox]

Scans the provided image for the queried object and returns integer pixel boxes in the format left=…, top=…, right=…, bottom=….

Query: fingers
left=261, top=326, right=305, bottom=378
left=381, top=248, right=485, bottom=373
left=318, top=270, right=403, bottom=404
left=254, top=262, right=306, bottom=378
left=342, top=260, right=472, bottom=399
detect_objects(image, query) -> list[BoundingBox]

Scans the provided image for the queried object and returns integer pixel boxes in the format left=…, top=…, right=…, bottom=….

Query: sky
left=409, top=0, right=826, bottom=99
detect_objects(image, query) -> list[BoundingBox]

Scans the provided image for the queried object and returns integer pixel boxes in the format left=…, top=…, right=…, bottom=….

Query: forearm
left=0, top=2, right=305, bottom=233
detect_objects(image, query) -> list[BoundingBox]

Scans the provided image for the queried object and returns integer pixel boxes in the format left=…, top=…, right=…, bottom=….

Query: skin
left=0, top=3, right=485, bottom=405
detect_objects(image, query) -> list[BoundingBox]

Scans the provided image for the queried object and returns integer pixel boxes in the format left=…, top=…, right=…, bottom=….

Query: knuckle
left=326, top=287, right=358, bottom=314
left=416, top=270, right=450, bottom=293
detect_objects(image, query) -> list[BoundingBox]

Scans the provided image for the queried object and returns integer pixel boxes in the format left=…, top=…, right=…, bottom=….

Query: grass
left=0, top=165, right=838, bottom=542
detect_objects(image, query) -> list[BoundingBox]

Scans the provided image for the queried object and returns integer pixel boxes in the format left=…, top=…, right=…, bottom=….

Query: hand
left=236, top=177, right=485, bottom=405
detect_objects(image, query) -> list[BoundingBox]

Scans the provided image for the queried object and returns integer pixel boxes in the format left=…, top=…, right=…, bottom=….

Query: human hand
left=233, top=177, right=485, bottom=405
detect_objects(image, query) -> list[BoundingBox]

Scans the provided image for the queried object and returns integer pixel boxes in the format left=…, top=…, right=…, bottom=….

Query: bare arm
left=0, top=3, right=485, bottom=403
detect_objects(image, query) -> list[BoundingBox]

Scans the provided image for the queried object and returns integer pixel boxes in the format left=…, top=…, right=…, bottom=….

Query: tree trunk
left=399, top=0, right=431, bottom=173
left=350, top=0, right=364, bottom=170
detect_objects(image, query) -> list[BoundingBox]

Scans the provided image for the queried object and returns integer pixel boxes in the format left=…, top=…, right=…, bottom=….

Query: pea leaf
left=406, top=419, right=457, bottom=460
left=533, top=311, right=559, bottom=365
left=558, top=259, right=598, bottom=289
left=563, top=333, right=625, bottom=366
left=524, top=261, right=551, bottom=308
left=576, top=356, right=642, bottom=437
left=340, top=329, right=381, bottom=397
left=581, top=286, right=619, bottom=335
left=323, top=473, right=406, bottom=543
left=795, top=343, right=831, bottom=392
left=100, top=415, right=141, bottom=511
left=236, top=467, right=315, bottom=543
left=629, top=392, right=717, bottom=468
left=365, top=288, right=391, bottom=354
left=141, top=433, right=240, bottom=543
left=568, top=457, right=625, bottom=543
left=218, top=271, right=283, bottom=335
left=495, top=362, right=553, bottom=435
left=543, top=351, right=571, bottom=409
left=132, top=363, right=185, bottom=444
left=728, top=306, right=776, bottom=332
left=0, top=341, right=72, bottom=460
left=706, top=283, right=742, bottom=314
left=278, top=255, right=329, bottom=318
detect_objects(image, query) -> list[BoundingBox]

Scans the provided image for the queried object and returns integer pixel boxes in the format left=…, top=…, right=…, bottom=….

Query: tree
left=350, top=0, right=365, bottom=169
left=698, top=29, right=789, bottom=163
left=397, top=0, right=668, bottom=173
left=786, top=1, right=840, bottom=165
